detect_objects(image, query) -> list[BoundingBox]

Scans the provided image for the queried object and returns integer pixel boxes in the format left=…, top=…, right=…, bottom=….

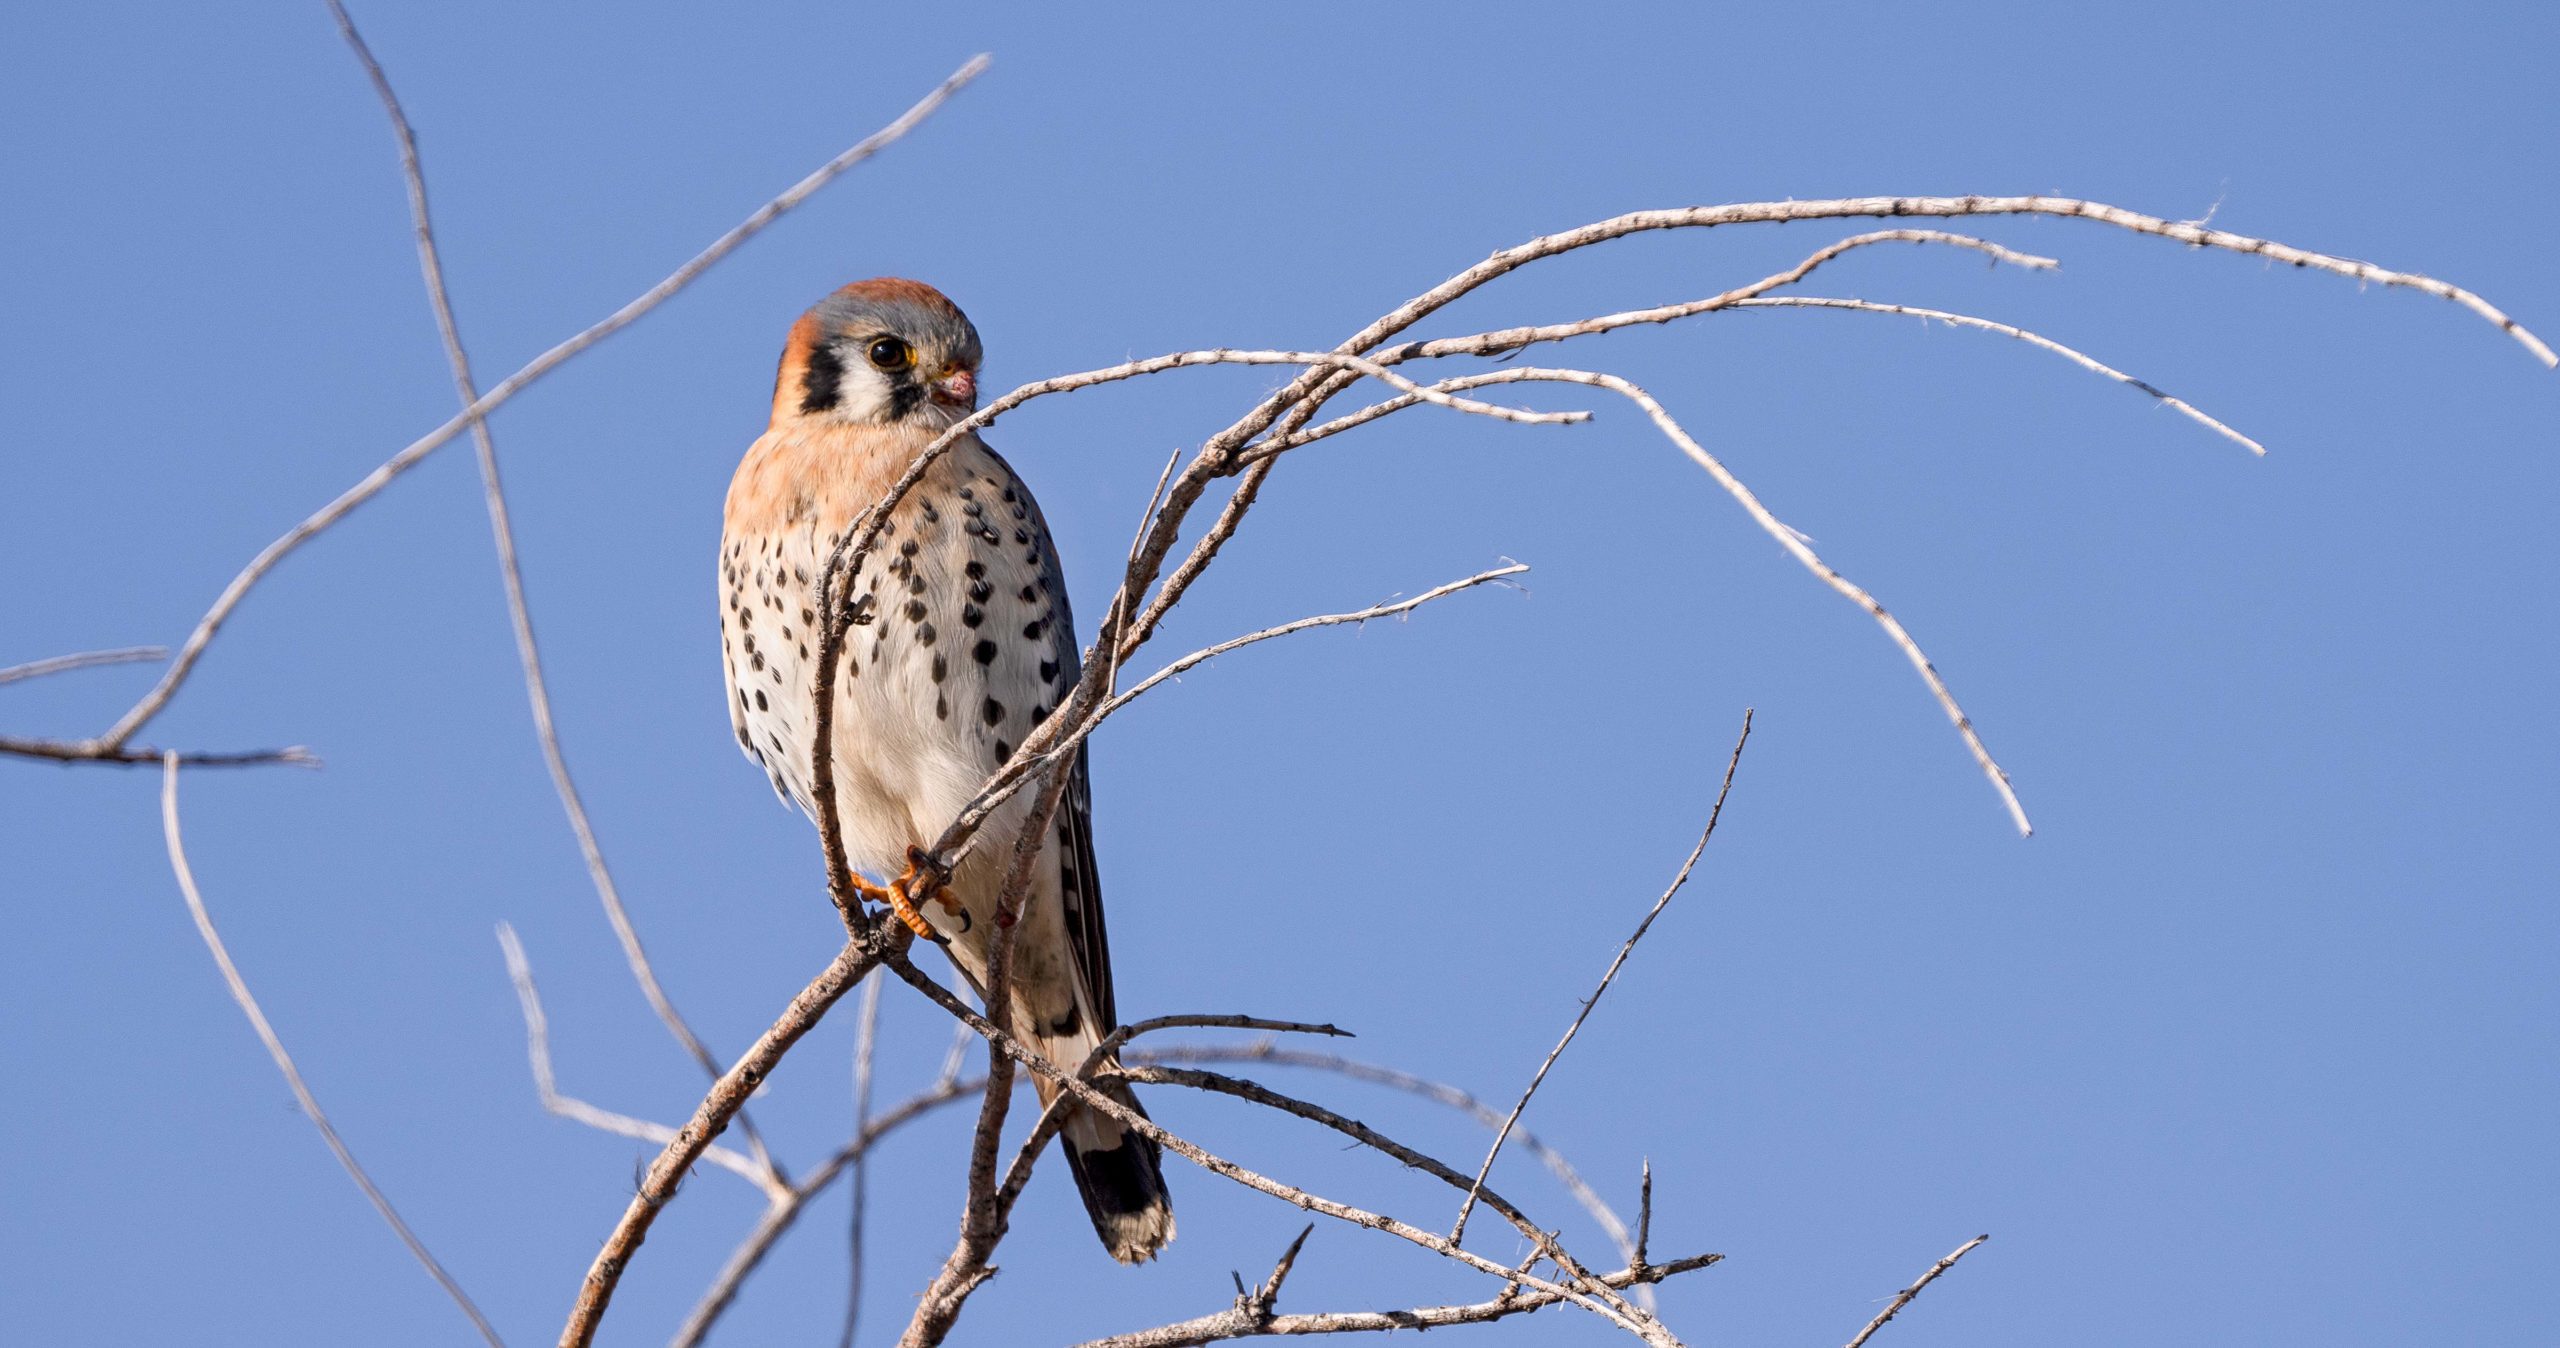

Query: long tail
left=1034, top=1034, right=1174, bottom=1263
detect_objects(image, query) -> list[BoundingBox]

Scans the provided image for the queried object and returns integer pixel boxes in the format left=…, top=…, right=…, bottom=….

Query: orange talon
left=886, top=846, right=951, bottom=941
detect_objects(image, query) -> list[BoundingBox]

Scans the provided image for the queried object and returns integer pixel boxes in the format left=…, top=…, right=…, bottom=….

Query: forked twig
left=493, top=924, right=777, bottom=1197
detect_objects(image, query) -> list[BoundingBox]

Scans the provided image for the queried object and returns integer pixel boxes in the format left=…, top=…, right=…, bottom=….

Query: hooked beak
left=929, top=365, right=977, bottom=408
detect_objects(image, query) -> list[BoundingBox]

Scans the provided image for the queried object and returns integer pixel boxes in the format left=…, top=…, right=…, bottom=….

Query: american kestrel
left=718, top=279, right=1173, bottom=1262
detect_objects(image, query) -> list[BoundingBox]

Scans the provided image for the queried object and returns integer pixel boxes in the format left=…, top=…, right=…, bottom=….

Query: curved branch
left=325, top=0, right=776, bottom=1176
left=97, top=54, right=990, bottom=752
left=1731, top=296, right=2265, bottom=454
left=161, top=757, right=502, bottom=1346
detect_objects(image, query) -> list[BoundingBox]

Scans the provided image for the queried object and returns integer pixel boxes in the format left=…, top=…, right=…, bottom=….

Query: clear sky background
left=4, top=3, right=2553, bottom=1344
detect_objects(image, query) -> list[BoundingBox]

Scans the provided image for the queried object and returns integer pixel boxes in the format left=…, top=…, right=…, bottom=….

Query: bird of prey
left=719, top=278, right=1172, bottom=1262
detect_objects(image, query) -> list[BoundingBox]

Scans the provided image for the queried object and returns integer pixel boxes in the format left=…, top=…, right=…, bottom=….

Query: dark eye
left=867, top=337, right=911, bottom=370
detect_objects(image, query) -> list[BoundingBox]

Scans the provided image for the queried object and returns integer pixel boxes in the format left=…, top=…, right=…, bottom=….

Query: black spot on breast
left=754, top=689, right=768, bottom=711
left=993, top=738, right=1010, bottom=759
left=936, top=694, right=948, bottom=721
left=931, top=654, right=947, bottom=683
left=963, top=603, right=983, bottom=628
left=982, top=697, right=1005, bottom=726
left=1040, top=659, right=1061, bottom=685
left=917, top=622, right=936, bottom=647
left=900, top=539, right=918, bottom=558
left=905, top=599, right=928, bottom=622
left=800, top=341, right=845, bottom=413
left=1022, top=619, right=1045, bottom=640
left=972, top=639, right=998, bottom=666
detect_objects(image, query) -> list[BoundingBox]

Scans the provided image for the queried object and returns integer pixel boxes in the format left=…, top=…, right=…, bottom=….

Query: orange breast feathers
left=723, top=420, right=946, bottom=542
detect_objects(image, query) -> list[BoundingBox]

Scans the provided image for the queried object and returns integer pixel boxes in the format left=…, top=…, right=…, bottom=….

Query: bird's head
left=772, top=278, right=983, bottom=431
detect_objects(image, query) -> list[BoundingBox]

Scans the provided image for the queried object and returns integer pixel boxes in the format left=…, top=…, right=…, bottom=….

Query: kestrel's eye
left=867, top=337, right=912, bottom=371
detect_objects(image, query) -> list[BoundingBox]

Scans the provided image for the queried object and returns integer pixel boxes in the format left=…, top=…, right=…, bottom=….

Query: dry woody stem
left=34, top=24, right=2544, bottom=1345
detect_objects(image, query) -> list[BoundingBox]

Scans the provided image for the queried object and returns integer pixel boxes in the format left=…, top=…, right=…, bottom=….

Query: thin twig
left=324, top=0, right=777, bottom=1176
left=97, top=54, right=990, bottom=754
left=886, top=957, right=1672, bottom=1343
left=671, top=1070, right=995, bottom=1348
left=841, top=974, right=884, bottom=1348
left=1377, top=229, right=2057, bottom=366
left=0, top=645, right=164, bottom=686
left=1120, top=1063, right=1644, bottom=1324
left=1131, top=1043, right=1654, bottom=1309
left=934, top=564, right=1529, bottom=867
left=0, top=735, right=315, bottom=768
left=328, top=0, right=773, bottom=1175
left=561, top=928, right=906, bottom=1348
left=1451, top=711, right=1752, bottom=1242
left=1731, top=296, right=2265, bottom=454
left=1843, top=1234, right=1990, bottom=1348
left=160, top=755, right=503, bottom=1346
left=1069, top=1253, right=1723, bottom=1348
left=493, top=924, right=777, bottom=1197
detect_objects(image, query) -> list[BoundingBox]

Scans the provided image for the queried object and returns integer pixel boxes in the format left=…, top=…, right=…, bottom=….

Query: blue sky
left=3, top=2, right=2553, bottom=1344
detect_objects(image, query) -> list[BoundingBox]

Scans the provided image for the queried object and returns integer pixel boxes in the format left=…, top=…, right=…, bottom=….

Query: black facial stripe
left=885, top=377, right=924, bottom=422
left=800, top=340, right=845, bottom=413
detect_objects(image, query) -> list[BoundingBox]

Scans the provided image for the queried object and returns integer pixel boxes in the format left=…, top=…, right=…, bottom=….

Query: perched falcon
left=718, top=279, right=1173, bottom=1263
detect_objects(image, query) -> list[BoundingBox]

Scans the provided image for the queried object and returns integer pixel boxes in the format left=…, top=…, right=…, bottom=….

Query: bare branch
left=0, top=735, right=315, bottom=768
left=326, top=0, right=774, bottom=1174
left=1635, top=1160, right=1653, bottom=1272
left=1131, top=1043, right=1652, bottom=1307
left=885, top=956, right=1674, bottom=1343
left=97, top=53, right=990, bottom=753
left=1121, top=1063, right=1643, bottom=1323
left=492, top=924, right=777, bottom=1197
left=1843, top=1234, right=1990, bottom=1348
left=671, top=1069, right=996, bottom=1348
left=1452, top=711, right=1752, bottom=1242
left=160, top=755, right=503, bottom=1346
left=1463, top=368, right=2034, bottom=835
left=1069, top=1252, right=1723, bottom=1348
left=0, top=645, right=164, bottom=686
left=1732, top=296, right=2266, bottom=454
left=936, top=564, right=1530, bottom=868
left=561, top=928, right=907, bottom=1348
left=840, top=974, right=885, bottom=1348
left=1379, top=229, right=2058, bottom=365
left=325, top=0, right=773, bottom=1180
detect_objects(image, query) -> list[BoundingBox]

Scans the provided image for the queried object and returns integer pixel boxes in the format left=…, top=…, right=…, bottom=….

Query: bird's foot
left=885, top=845, right=953, bottom=941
